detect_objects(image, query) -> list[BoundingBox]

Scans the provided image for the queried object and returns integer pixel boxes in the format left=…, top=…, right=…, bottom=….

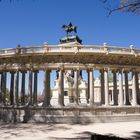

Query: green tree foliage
left=6, top=88, right=10, bottom=102
left=108, top=71, right=113, bottom=83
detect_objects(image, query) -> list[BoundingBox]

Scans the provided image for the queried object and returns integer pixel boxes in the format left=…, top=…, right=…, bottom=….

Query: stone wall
left=1, top=106, right=140, bottom=123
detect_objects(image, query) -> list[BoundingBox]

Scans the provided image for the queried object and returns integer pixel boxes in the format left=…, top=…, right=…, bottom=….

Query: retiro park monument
left=0, top=23, right=140, bottom=123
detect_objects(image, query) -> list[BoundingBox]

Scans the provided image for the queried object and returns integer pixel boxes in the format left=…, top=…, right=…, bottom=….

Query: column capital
left=118, top=69, right=123, bottom=73
left=87, top=67, right=94, bottom=72
left=57, top=66, right=64, bottom=71
left=42, top=64, right=51, bottom=71
left=99, top=68, right=104, bottom=73
left=123, top=70, right=129, bottom=73
left=10, top=71, right=16, bottom=74
left=28, top=64, right=33, bottom=71
left=15, top=68, right=20, bottom=72
left=131, top=68, right=138, bottom=73
left=29, top=68, right=33, bottom=71
left=73, top=67, right=80, bottom=71
left=2, top=63, right=7, bottom=70
left=104, top=67, right=109, bottom=72
left=111, top=69, right=118, bottom=73
left=1, top=69, right=7, bottom=72
left=33, top=70, right=39, bottom=73
left=20, top=70, right=27, bottom=73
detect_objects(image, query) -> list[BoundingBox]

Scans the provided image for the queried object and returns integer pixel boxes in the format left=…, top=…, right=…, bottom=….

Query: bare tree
left=102, top=0, right=140, bottom=15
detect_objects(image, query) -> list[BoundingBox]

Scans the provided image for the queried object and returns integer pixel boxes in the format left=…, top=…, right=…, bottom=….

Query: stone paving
left=0, top=121, right=140, bottom=140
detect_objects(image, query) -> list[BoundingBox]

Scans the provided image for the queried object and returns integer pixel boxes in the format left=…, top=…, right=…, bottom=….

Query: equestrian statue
left=62, top=22, right=77, bottom=36
left=60, top=22, right=82, bottom=44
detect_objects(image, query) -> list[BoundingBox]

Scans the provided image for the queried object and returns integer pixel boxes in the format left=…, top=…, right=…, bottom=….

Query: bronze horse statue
left=62, top=22, right=77, bottom=36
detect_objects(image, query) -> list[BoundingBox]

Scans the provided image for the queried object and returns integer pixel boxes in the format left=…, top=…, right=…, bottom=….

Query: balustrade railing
left=0, top=45, right=139, bottom=56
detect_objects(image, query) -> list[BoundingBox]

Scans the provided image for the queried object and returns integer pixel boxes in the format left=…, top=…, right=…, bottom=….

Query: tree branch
left=102, top=0, right=140, bottom=15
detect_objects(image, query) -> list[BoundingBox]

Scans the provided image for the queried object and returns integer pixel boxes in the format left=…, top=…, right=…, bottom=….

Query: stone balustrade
left=0, top=45, right=140, bottom=56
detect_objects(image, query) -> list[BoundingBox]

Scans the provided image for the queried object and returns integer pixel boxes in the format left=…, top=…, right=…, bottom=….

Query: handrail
left=0, top=45, right=139, bottom=56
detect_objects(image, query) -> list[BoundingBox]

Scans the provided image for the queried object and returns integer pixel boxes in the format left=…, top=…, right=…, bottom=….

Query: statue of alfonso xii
left=60, top=22, right=82, bottom=44
left=62, top=22, right=77, bottom=36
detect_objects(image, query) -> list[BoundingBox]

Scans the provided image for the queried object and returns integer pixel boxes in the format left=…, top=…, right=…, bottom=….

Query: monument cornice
left=0, top=45, right=140, bottom=68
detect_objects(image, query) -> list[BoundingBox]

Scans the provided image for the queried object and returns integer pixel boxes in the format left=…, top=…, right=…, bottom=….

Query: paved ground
left=0, top=121, right=140, bottom=140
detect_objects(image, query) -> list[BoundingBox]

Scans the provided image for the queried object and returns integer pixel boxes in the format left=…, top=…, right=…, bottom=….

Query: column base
left=69, top=96, right=74, bottom=103
left=104, top=104, right=109, bottom=107
left=118, top=104, right=124, bottom=107
left=42, top=103, right=51, bottom=107
left=125, top=102, right=131, bottom=106
left=66, top=103, right=78, bottom=107
left=89, top=104, right=95, bottom=107
left=56, top=104, right=65, bottom=108
left=113, top=103, right=118, bottom=106
left=33, top=103, right=38, bottom=107
left=131, top=103, right=138, bottom=106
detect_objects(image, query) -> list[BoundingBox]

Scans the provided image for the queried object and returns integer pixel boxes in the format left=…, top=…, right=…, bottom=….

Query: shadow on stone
left=131, top=131, right=140, bottom=140
left=91, top=134, right=130, bottom=140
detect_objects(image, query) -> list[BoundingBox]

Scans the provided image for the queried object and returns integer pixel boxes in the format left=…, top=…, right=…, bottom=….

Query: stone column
left=100, top=69, right=105, bottom=105
left=89, top=69, right=94, bottom=106
left=118, top=70, right=124, bottom=106
left=1, top=71, right=6, bottom=105
left=74, top=69, right=78, bottom=105
left=135, top=72, right=140, bottom=104
left=113, top=70, right=118, bottom=105
left=10, top=72, right=15, bottom=105
left=33, top=71, right=38, bottom=106
left=87, top=71, right=90, bottom=104
left=21, top=71, right=26, bottom=105
left=124, top=71, right=130, bottom=105
left=104, top=68, right=109, bottom=106
left=28, top=70, right=33, bottom=105
left=68, top=70, right=74, bottom=103
left=132, top=71, right=138, bottom=106
left=43, top=69, right=51, bottom=107
left=0, top=73, right=2, bottom=104
left=58, top=69, right=64, bottom=106
left=14, top=70, right=19, bottom=106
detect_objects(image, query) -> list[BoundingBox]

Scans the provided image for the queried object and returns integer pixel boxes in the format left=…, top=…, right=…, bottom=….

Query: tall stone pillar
left=10, top=72, right=15, bottom=105
left=132, top=71, right=138, bottom=106
left=0, top=72, right=2, bottom=104
left=124, top=71, right=130, bottom=105
left=89, top=69, right=94, bottom=106
left=113, top=70, right=118, bottom=105
left=21, top=71, right=26, bottom=105
left=100, top=69, right=105, bottom=105
left=43, top=69, right=51, bottom=107
left=87, top=71, right=90, bottom=104
left=104, top=68, right=109, bottom=106
left=1, top=71, right=6, bottom=105
left=58, top=69, right=64, bottom=106
left=118, top=70, right=124, bottom=106
left=135, top=72, right=140, bottom=104
left=68, top=70, right=74, bottom=103
left=74, top=69, right=79, bottom=105
left=33, top=71, right=38, bottom=106
left=14, top=70, right=19, bottom=106
left=28, top=70, right=33, bottom=105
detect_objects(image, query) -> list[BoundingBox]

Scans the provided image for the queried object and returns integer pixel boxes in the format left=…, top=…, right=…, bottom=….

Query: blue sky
left=0, top=0, right=140, bottom=48
left=0, top=0, right=140, bottom=93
